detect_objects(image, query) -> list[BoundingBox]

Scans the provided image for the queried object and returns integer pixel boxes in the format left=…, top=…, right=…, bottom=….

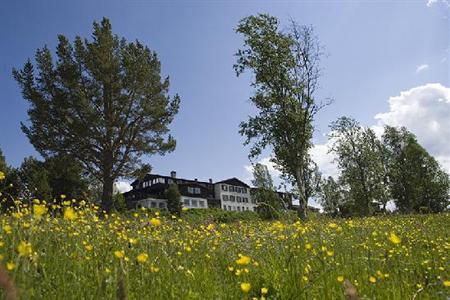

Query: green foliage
left=251, top=163, right=282, bottom=220
left=43, top=155, right=90, bottom=200
left=234, top=14, right=328, bottom=219
left=165, top=183, right=181, bottom=216
left=113, top=192, right=127, bottom=213
left=181, top=208, right=261, bottom=223
left=13, top=18, right=180, bottom=212
left=383, top=126, right=449, bottom=213
left=19, top=157, right=52, bottom=201
left=328, top=119, right=449, bottom=216
left=318, top=176, right=345, bottom=217
left=329, top=117, right=390, bottom=216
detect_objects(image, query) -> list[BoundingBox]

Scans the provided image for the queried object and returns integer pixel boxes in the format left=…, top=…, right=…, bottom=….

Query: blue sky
left=0, top=0, right=449, bottom=187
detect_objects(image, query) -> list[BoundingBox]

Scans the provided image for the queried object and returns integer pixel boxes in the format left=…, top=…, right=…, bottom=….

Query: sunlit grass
left=0, top=199, right=449, bottom=299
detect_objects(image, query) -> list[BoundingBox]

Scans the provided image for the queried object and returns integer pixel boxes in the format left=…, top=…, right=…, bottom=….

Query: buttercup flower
left=240, top=282, right=251, bottom=293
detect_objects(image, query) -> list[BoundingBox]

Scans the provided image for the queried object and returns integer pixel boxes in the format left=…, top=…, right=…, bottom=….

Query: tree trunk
left=295, top=168, right=308, bottom=220
left=101, top=175, right=114, bottom=214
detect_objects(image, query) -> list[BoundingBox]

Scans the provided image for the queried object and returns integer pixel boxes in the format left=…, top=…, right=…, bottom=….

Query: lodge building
left=124, top=171, right=266, bottom=211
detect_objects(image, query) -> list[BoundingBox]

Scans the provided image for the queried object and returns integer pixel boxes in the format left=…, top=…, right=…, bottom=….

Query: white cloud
left=244, top=156, right=282, bottom=186
left=114, top=181, right=132, bottom=194
left=426, top=0, right=449, bottom=6
left=310, top=140, right=340, bottom=179
left=415, top=64, right=430, bottom=73
left=374, top=83, right=450, bottom=172
left=243, top=140, right=340, bottom=186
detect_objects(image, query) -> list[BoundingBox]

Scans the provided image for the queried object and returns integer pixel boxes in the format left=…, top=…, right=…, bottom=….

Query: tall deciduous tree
left=382, top=126, right=449, bottom=213
left=234, top=14, right=329, bottom=219
left=13, top=18, right=180, bottom=212
left=251, top=163, right=282, bottom=220
left=329, top=117, right=389, bottom=216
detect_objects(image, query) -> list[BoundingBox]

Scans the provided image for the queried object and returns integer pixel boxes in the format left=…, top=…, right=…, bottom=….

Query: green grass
left=0, top=205, right=449, bottom=299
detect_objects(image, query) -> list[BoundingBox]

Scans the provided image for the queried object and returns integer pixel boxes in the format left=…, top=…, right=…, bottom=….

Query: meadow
left=0, top=200, right=449, bottom=299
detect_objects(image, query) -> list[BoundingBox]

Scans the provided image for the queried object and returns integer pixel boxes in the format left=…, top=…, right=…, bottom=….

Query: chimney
left=170, top=171, right=176, bottom=178
left=209, top=178, right=213, bottom=183
left=194, top=178, right=198, bottom=181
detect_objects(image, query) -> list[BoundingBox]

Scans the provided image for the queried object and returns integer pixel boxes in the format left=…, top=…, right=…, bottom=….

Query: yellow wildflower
left=6, top=262, right=15, bottom=271
left=85, top=245, right=93, bottom=251
left=337, top=276, right=344, bottom=283
left=328, top=223, right=338, bottom=229
left=388, top=232, right=401, bottom=244
left=369, top=276, right=377, bottom=283
left=17, top=241, right=32, bottom=257
left=149, top=218, right=161, bottom=226
left=137, top=253, right=149, bottom=263
left=0, top=171, right=5, bottom=180
left=3, top=225, right=12, bottom=234
left=261, top=287, right=268, bottom=294
left=444, top=280, right=450, bottom=287
left=240, top=282, right=251, bottom=293
left=64, top=207, right=77, bottom=221
left=236, top=255, right=251, bottom=265
left=114, top=250, right=125, bottom=259
left=33, top=204, right=47, bottom=217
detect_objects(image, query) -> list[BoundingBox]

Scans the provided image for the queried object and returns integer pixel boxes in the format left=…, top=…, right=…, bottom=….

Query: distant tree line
left=318, top=117, right=449, bottom=216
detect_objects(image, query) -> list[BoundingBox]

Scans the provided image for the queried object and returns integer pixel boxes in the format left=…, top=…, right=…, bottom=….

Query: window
left=183, top=199, right=190, bottom=206
left=243, top=197, right=248, bottom=203
left=158, top=178, right=164, bottom=183
left=229, top=186, right=234, bottom=192
left=158, top=202, right=165, bottom=208
left=194, top=188, right=201, bottom=194
left=236, top=187, right=241, bottom=193
left=188, top=187, right=194, bottom=193
left=191, top=199, right=198, bottom=207
left=151, top=201, right=157, bottom=208
left=222, top=195, right=229, bottom=202
left=228, top=205, right=231, bottom=211
left=230, top=195, right=235, bottom=202
left=199, top=201, right=205, bottom=208
left=221, top=185, right=228, bottom=191
left=237, top=206, right=241, bottom=211
left=223, top=205, right=227, bottom=210
left=251, top=198, right=256, bottom=204
left=168, top=179, right=173, bottom=184
left=236, top=196, right=242, bottom=203
left=242, top=188, right=247, bottom=194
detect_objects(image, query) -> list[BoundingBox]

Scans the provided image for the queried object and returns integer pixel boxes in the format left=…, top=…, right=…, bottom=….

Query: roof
left=131, top=173, right=212, bottom=186
left=215, top=177, right=250, bottom=188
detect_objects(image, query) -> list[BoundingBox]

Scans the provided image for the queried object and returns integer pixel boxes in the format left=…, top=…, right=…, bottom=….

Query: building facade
left=124, top=171, right=218, bottom=210
left=214, top=178, right=257, bottom=211
left=125, top=171, right=291, bottom=212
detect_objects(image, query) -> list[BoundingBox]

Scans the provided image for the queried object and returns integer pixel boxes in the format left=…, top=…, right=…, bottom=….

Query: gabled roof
left=215, top=177, right=250, bottom=188
left=131, top=173, right=212, bottom=186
